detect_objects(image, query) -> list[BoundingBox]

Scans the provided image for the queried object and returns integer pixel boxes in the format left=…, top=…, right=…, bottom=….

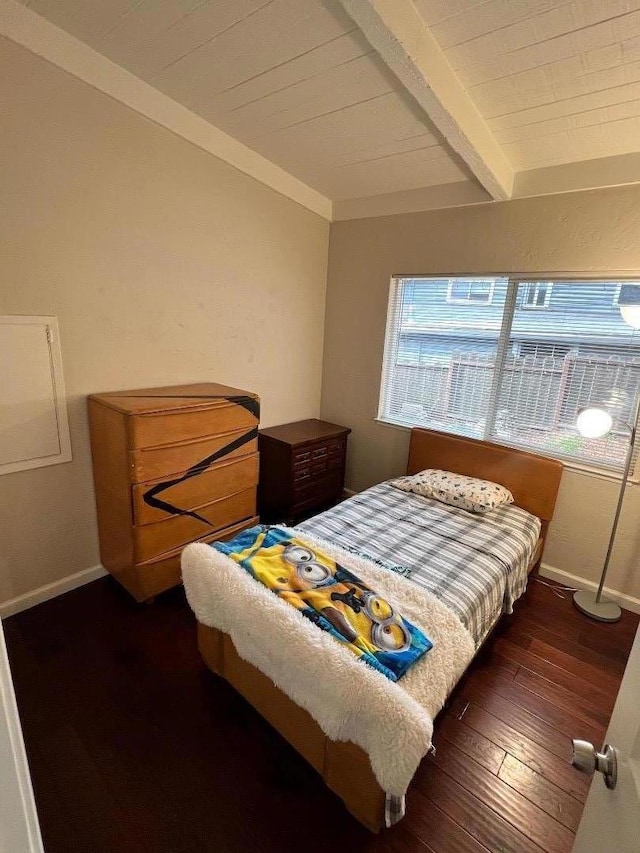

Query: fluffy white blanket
left=181, top=530, right=474, bottom=798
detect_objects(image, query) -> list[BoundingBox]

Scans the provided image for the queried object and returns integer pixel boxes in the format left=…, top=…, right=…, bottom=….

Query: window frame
left=446, top=278, right=495, bottom=305
left=378, top=276, right=640, bottom=477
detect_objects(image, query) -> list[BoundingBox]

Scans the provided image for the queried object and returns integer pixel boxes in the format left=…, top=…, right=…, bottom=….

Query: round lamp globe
left=620, top=304, right=640, bottom=329
left=576, top=407, right=613, bottom=439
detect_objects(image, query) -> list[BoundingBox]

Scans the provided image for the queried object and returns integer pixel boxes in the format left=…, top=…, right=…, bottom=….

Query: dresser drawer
left=126, top=516, right=260, bottom=601
left=133, top=487, right=257, bottom=562
left=129, top=429, right=258, bottom=483
left=129, top=402, right=258, bottom=449
left=132, top=453, right=259, bottom=525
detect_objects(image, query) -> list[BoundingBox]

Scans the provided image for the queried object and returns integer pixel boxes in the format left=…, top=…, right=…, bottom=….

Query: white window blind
left=379, top=278, right=640, bottom=471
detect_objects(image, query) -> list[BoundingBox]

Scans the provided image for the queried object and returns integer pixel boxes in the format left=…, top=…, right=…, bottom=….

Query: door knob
left=571, top=739, right=618, bottom=789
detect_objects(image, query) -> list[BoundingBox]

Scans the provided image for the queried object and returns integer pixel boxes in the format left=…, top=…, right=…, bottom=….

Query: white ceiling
left=416, top=0, right=640, bottom=170
left=16, top=0, right=471, bottom=200
left=7, top=0, right=640, bottom=218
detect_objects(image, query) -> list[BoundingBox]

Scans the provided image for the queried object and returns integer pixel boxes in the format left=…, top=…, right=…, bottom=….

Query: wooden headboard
left=406, top=428, right=563, bottom=524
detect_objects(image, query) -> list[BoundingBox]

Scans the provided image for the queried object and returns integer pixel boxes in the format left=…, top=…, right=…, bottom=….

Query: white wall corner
left=539, top=562, right=640, bottom=616
left=0, top=0, right=332, bottom=221
left=0, top=564, right=108, bottom=619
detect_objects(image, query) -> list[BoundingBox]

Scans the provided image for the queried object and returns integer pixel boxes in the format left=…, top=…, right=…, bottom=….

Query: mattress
left=297, top=482, right=541, bottom=646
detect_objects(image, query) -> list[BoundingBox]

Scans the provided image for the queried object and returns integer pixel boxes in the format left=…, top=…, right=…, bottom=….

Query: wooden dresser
left=258, top=419, right=350, bottom=523
left=88, top=382, right=260, bottom=601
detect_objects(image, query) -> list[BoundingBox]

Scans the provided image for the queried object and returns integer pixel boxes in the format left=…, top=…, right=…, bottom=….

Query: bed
left=182, top=428, right=563, bottom=832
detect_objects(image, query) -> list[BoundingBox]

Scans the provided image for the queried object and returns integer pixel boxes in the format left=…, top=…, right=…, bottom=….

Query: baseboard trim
left=4, top=557, right=636, bottom=622
left=539, top=562, right=640, bottom=616
left=0, top=564, right=108, bottom=619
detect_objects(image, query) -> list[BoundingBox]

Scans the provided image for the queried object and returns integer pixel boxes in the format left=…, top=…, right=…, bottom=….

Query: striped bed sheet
left=297, top=482, right=541, bottom=647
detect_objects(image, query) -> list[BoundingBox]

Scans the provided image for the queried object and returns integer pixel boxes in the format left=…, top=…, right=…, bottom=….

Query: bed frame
left=196, top=428, right=563, bottom=832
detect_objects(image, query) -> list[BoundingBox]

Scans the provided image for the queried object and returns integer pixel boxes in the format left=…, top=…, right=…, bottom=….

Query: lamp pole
left=573, top=393, right=640, bottom=622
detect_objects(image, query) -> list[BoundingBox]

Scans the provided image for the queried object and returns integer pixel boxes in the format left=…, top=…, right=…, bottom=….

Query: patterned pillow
left=391, top=469, right=514, bottom=514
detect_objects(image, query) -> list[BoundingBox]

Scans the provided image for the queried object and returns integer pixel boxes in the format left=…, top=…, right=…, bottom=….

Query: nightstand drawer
left=293, top=441, right=333, bottom=466
left=133, top=487, right=257, bottom=562
left=132, top=453, right=259, bottom=525
left=292, top=464, right=312, bottom=483
left=327, top=437, right=346, bottom=456
left=129, top=429, right=258, bottom=483
left=293, top=472, right=342, bottom=503
left=129, top=402, right=258, bottom=449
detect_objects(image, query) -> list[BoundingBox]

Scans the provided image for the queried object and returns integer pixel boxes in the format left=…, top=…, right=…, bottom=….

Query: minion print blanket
left=214, top=525, right=432, bottom=682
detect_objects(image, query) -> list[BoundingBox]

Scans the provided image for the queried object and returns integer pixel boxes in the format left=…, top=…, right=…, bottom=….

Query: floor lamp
left=572, top=289, right=640, bottom=623
left=573, top=398, right=639, bottom=622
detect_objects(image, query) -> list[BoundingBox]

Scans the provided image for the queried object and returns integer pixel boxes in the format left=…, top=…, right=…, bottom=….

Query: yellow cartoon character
left=227, top=534, right=335, bottom=592
left=232, top=530, right=411, bottom=656
left=280, top=545, right=412, bottom=655
left=360, top=592, right=412, bottom=653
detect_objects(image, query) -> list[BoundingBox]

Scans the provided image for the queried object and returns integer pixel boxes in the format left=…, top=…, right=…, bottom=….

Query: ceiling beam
left=514, top=152, right=640, bottom=201
left=333, top=180, right=491, bottom=221
left=339, top=0, right=514, bottom=201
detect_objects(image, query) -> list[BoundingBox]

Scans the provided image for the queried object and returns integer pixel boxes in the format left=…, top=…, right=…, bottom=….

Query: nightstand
left=258, top=419, right=351, bottom=523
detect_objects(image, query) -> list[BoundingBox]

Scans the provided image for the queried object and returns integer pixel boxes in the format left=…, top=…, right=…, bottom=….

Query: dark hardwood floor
left=4, top=574, right=638, bottom=853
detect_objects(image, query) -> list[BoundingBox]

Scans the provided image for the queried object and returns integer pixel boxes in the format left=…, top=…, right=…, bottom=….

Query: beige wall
left=323, top=185, right=640, bottom=605
left=0, top=39, right=329, bottom=604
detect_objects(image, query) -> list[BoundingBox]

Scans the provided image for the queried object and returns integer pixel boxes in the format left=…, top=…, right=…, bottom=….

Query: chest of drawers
left=88, top=382, right=260, bottom=601
left=258, top=419, right=350, bottom=523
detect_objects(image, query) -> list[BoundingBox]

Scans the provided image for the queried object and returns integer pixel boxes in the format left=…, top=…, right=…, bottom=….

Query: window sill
left=373, top=418, right=639, bottom=485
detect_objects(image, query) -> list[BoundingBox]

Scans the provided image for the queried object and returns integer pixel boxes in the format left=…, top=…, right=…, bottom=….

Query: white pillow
left=391, top=469, right=514, bottom=514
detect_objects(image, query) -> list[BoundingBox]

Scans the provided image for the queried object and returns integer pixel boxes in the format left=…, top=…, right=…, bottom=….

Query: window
left=379, top=278, right=640, bottom=471
left=521, top=282, right=552, bottom=309
left=447, top=279, right=494, bottom=304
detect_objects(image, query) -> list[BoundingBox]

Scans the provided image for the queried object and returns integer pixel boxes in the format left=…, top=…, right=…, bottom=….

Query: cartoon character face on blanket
left=225, top=531, right=411, bottom=655
left=275, top=543, right=411, bottom=654
left=282, top=545, right=334, bottom=588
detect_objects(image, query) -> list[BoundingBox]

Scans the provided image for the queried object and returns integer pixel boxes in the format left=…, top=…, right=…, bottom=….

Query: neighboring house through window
left=379, top=277, right=640, bottom=472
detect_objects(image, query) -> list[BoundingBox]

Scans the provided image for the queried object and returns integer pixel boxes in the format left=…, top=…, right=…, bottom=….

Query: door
left=572, top=623, right=640, bottom=852
left=0, top=619, right=44, bottom=852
